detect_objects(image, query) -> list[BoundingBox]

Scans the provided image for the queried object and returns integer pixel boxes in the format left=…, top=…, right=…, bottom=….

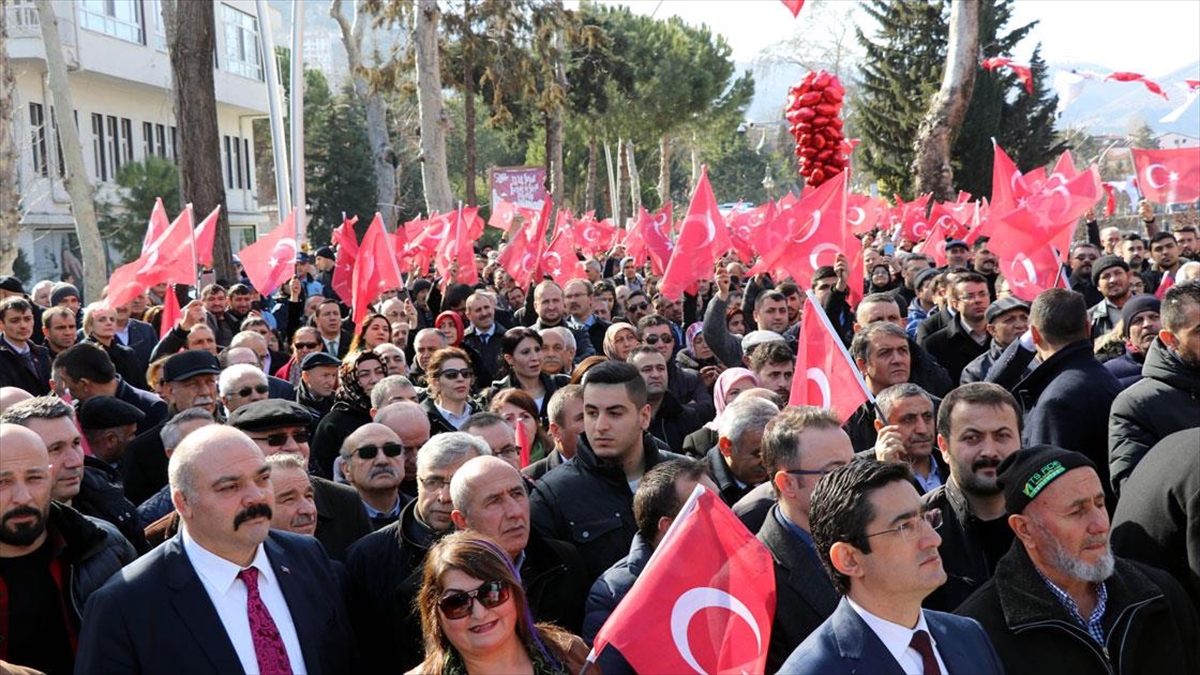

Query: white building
left=6, top=0, right=280, bottom=283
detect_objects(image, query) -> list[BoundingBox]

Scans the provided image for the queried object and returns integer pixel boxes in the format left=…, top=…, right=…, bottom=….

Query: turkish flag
left=239, top=211, right=298, bottom=297
left=575, top=212, right=618, bottom=257
left=1156, top=273, right=1176, bottom=299
left=913, top=215, right=952, bottom=267
left=140, top=197, right=172, bottom=252
left=497, top=200, right=552, bottom=288
left=789, top=292, right=872, bottom=421
left=352, top=213, right=406, bottom=325
left=193, top=205, right=220, bottom=269
left=727, top=203, right=776, bottom=264
left=1105, top=72, right=1169, bottom=99
left=661, top=168, right=731, bottom=300
left=542, top=219, right=586, bottom=287
left=755, top=170, right=849, bottom=285
left=1131, top=147, right=1200, bottom=204
left=330, top=216, right=359, bottom=302
left=435, top=207, right=480, bottom=287
left=982, top=57, right=1034, bottom=94
left=589, top=485, right=775, bottom=675
left=988, top=236, right=1062, bottom=302
left=895, top=193, right=933, bottom=244
left=846, top=193, right=883, bottom=235
left=158, top=285, right=181, bottom=340
left=104, top=202, right=196, bottom=309
left=489, top=200, right=517, bottom=232
left=781, top=0, right=805, bottom=18
left=515, top=419, right=532, bottom=469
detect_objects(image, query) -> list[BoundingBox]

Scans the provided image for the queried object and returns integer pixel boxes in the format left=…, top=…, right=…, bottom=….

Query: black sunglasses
left=293, top=341, right=320, bottom=350
left=643, top=334, right=668, bottom=345
left=437, top=580, right=511, bottom=620
left=627, top=302, right=649, bottom=312
left=355, top=442, right=403, bottom=460
left=437, top=368, right=474, bottom=380
left=236, top=384, right=270, bottom=398
left=258, top=430, right=309, bottom=447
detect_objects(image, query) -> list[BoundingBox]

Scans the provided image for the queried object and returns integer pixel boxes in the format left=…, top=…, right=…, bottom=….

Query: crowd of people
left=0, top=213, right=1198, bottom=674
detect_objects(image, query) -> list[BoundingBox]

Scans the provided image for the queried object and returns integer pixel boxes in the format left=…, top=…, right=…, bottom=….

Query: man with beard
left=1103, top=295, right=1161, bottom=389
left=75, top=426, right=355, bottom=675
left=1067, top=242, right=1103, bottom=306
left=0, top=424, right=135, bottom=675
left=340, top=423, right=406, bottom=530
left=922, top=272, right=992, bottom=384
left=868, top=384, right=946, bottom=494
left=957, top=445, right=1199, bottom=675
left=970, top=238, right=1000, bottom=296
left=1174, top=225, right=1199, bottom=259
left=920, top=383, right=1022, bottom=611
left=1109, top=281, right=1200, bottom=496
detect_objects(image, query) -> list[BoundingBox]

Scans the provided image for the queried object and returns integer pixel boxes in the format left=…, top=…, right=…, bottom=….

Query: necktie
left=237, top=567, right=293, bottom=675
left=909, top=629, right=941, bottom=675
left=327, top=340, right=338, bottom=355
left=21, top=350, right=39, bottom=378
left=480, top=332, right=489, bottom=346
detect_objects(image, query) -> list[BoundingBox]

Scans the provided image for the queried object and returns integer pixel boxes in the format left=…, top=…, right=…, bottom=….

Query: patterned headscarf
left=333, top=350, right=381, bottom=412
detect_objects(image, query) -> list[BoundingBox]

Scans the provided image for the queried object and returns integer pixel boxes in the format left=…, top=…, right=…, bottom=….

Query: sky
left=591, top=0, right=1200, bottom=77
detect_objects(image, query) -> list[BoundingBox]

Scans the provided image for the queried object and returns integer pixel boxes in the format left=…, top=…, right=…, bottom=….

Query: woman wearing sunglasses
left=310, top=350, right=386, bottom=479
left=482, top=328, right=569, bottom=425
left=424, top=347, right=480, bottom=435
left=410, top=532, right=591, bottom=675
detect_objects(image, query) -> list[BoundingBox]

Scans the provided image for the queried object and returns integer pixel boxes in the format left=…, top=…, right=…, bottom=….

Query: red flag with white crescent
left=158, top=286, right=181, bottom=340
left=588, top=485, right=775, bottom=675
left=193, top=205, right=220, bottom=269
left=789, top=292, right=872, bottom=421
left=661, top=168, right=731, bottom=300
left=753, top=170, right=849, bottom=285
left=1131, top=147, right=1200, bottom=204
left=351, top=213, right=405, bottom=325
left=330, top=216, right=359, bottom=302
left=239, top=211, right=298, bottom=297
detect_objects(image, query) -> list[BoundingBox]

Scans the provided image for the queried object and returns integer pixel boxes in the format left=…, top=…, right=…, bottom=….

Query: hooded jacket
left=1108, top=338, right=1200, bottom=497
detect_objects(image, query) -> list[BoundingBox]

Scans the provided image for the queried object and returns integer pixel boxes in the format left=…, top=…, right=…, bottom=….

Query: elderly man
left=564, top=279, right=610, bottom=354
left=228, top=400, right=371, bottom=560
left=218, top=362, right=270, bottom=414
left=961, top=297, right=1030, bottom=384
left=461, top=290, right=507, bottom=384
left=227, top=331, right=295, bottom=400
left=0, top=424, right=135, bottom=675
left=345, top=432, right=490, bottom=672
left=539, top=325, right=576, bottom=377
left=75, top=426, right=355, bottom=675
left=756, top=407, right=855, bottom=673
left=462, top=411, right=523, bottom=469
left=266, top=452, right=319, bottom=537
left=409, top=327, right=447, bottom=386
left=136, top=407, right=215, bottom=526
left=868, top=383, right=946, bottom=494
left=844, top=323, right=916, bottom=451
left=373, top=342, right=408, bottom=377
left=781, top=460, right=1004, bottom=674
left=373, top=400, right=430, bottom=503
left=957, top=445, right=1199, bottom=674
left=921, top=383, right=1022, bottom=612
left=524, top=384, right=585, bottom=480
left=340, top=423, right=407, bottom=530
left=450, top=455, right=589, bottom=633
left=707, top=395, right=777, bottom=506
left=122, top=350, right=222, bottom=505
left=298, top=350, right=340, bottom=416
left=370, top=374, right=419, bottom=411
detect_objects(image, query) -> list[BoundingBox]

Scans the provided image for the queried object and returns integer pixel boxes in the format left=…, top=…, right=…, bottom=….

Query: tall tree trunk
left=626, top=140, right=641, bottom=215
left=163, top=0, right=234, bottom=282
left=690, top=129, right=701, bottom=189
left=34, top=0, right=104, bottom=299
left=585, top=133, right=598, bottom=216
left=0, top=7, right=20, bottom=275
left=414, top=0, right=454, bottom=215
left=461, top=0, right=477, bottom=208
left=912, top=0, right=979, bottom=201
left=547, top=26, right=566, bottom=213
left=616, top=138, right=629, bottom=225
left=330, top=0, right=398, bottom=228
left=657, top=133, right=670, bottom=208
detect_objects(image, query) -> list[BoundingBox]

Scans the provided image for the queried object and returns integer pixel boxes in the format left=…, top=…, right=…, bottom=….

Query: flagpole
left=290, top=0, right=307, bottom=251
left=254, top=0, right=291, bottom=220
left=187, top=203, right=200, bottom=290
left=804, top=290, right=877, bottom=411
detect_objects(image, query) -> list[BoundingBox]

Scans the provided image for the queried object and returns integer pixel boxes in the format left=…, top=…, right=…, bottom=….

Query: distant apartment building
left=6, top=0, right=279, bottom=283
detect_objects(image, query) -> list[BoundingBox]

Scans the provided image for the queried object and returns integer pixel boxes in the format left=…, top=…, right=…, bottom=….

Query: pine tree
left=997, top=45, right=1067, bottom=173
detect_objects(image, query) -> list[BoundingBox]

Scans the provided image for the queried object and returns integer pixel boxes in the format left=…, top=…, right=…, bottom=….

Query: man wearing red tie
left=75, top=426, right=354, bottom=674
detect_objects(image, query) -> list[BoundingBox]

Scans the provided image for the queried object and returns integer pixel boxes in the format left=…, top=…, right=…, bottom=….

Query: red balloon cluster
left=786, top=70, right=846, bottom=187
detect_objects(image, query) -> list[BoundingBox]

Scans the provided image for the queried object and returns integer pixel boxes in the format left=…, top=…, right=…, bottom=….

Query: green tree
left=1129, top=122, right=1160, bottom=149
left=99, top=156, right=182, bottom=262
left=307, top=87, right=379, bottom=246
left=995, top=45, right=1067, bottom=175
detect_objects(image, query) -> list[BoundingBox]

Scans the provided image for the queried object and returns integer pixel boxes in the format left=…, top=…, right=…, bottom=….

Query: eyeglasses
left=865, top=508, right=942, bottom=541
left=235, top=384, right=270, bottom=398
left=437, top=368, right=474, bottom=380
left=784, top=467, right=837, bottom=478
left=294, top=342, right=320, bottom=350
left=643, top=334, right=669, bottom=345
left=627, top=302, right=649, bottom=312
left=354, top=442, right=403, bottom=460
left=438, top=580, right=511, bottom=620
left=255, top=430, right=309, bottom=447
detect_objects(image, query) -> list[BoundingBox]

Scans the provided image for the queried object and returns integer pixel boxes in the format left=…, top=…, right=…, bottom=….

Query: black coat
left=583, top=534, right=652, bottom=675
left=919, top=479, right=1012, bottom=612
left=1111, top=427, right=1200, bottom=611
left=960, top=339, right=1030, bottom=385
left=483, top=371, right=570, bottom=427
left=311, top=476, right=374, bottom=561
left=1108, top=338, right=1200, bottom=497
left=119, top=318, right=159, bottom=374
left=310, top=401, right=372, bottom=479
left=921, top=316, right=990, bottom=385
left=83, top=336, right=149, bottom=391
left=703, top=445, right=754, bottom=506
left=112, top=378, right=169, bottom=435
left=647, top=390, right=703, bottom=454
left=522, top=448, right=567, bottom=481
left=1014, top=340, right=1121, bottom=503
left=681, top=426, right=718, bottom=459
left=122, top=418, right=169, bottom=506
left=0, top=337, right=52, bottom=395
left=345, top=499, right=444, bottom=673
left=521, top=529, right=591, bottom=634
left=461, top=323, right=508, bottom=385
left=78, top=456, right=149, bottom=554
left=732, top=481, right=776, bottom=535
left=530, top=432, right=685, bottom=583
left=957, top=542, right=1200, bottom=675
left=758, top=505, right=839, bottom=674
left=1102, top=349, right=1144, bottom=390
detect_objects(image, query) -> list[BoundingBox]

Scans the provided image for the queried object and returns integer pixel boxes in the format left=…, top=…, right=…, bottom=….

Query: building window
left=148, top=0, right=167, bottom=51
left=243, top=138, right=252, bottom=190
left=107, top=115, right=121, bottom=174
left=51, top=108, right=66, bottom=177
left=92, top=113, right=107, bottom=181
left=170, top=126, right=178, bottom=162
left=223, top=135, right=233, bottom=188
left=143, top=121, right=154, bottom=158
left=78, top=0, right=145, bottom=45
left=222, top=5, right=263, bottom=81
left=120, top=118, right=134, bottom=167
left=155, top=124, right=167, bottom=158
left=29, top=103, right=48, bottom=177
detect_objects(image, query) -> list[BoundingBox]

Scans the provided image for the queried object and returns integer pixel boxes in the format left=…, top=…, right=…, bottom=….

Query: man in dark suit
left=564, top=279, right=610, bottom=355
left=921, top=272, right=991, bottom=384
left=781, top=460, right=1004, bottom=674
left=757, top=406, right=853, bottom=673
left=461, top=290, right=508, bottom=385
left=75, top=425, right=355, bottom=674
left=115, top=300, right=159, bottom=375
left=0, top=297, right=52, bottom=395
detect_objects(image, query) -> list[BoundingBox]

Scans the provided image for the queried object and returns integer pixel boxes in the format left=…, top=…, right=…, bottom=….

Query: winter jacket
left=521, top=528, right=591, bottom=635
left=583, top=534, right=653, bottom=675
left=920, top=479, right=1012, bottom=612
left=1013, top=340, right=1121, bottom=503
left=921, top=316, right=991, bottom=384
left=961, top=339, right=1029, bottom=385
left=83, top=336, right=148, bottom=391
left=1088, top=298, right=1123, bottom=340
left=311, top=401, right=372, bottom=479
left=1102, top=350, right=1145, bottom=390
left=483, top=372, right=570, bottom=427
left=703, top=446, right=756, bottom=506
left=957, top=542, right=1200, bottom=675
left=530, top=432, right=685, bottom=583
left=77, top=455, right=148, bottom=554
left=647, top=390, right=703, bottom=454
left=1108, top=338, right=1200, bottom=497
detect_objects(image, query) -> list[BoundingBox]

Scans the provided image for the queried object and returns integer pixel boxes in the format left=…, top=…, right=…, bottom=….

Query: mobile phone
left=882, top=243, right=895, bottom=256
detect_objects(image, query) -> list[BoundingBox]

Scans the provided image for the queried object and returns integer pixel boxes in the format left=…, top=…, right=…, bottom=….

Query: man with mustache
left=75, top=426, right=355, bottom=675
left=266, top=452, right=318, bottom=537
left=919, top=383, right=1022, bottom=612
left=868, top=384, right=946, bottom=495
left=340, top=423, right=406, bottom=530
left=957, top=445, right=1199, bottom=675
left=0, top=424, right=135, bottom=675
left=450, top=455, right=589, bottom=633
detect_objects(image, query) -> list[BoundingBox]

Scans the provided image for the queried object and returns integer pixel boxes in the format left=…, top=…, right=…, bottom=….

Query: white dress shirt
left=435, top=401, right=473, bottom=430
left=847, top=597, right=948, bottom=675
left=181, top=527, right=308, bottom=674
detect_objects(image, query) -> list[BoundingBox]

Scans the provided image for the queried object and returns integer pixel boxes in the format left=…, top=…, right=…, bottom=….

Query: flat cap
left=301, top=351, right=341, bottom=371
left=162, top=350, right=222, bottom=383
left=742, top=330, right=785, bottom=353
left=77, top=395, right=145, bottom=431
left=985, top=296, right=1029, bottom=324
left=997, top=444, right=1096, bottom=515
left=227, top=399, right=314, bottom=432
